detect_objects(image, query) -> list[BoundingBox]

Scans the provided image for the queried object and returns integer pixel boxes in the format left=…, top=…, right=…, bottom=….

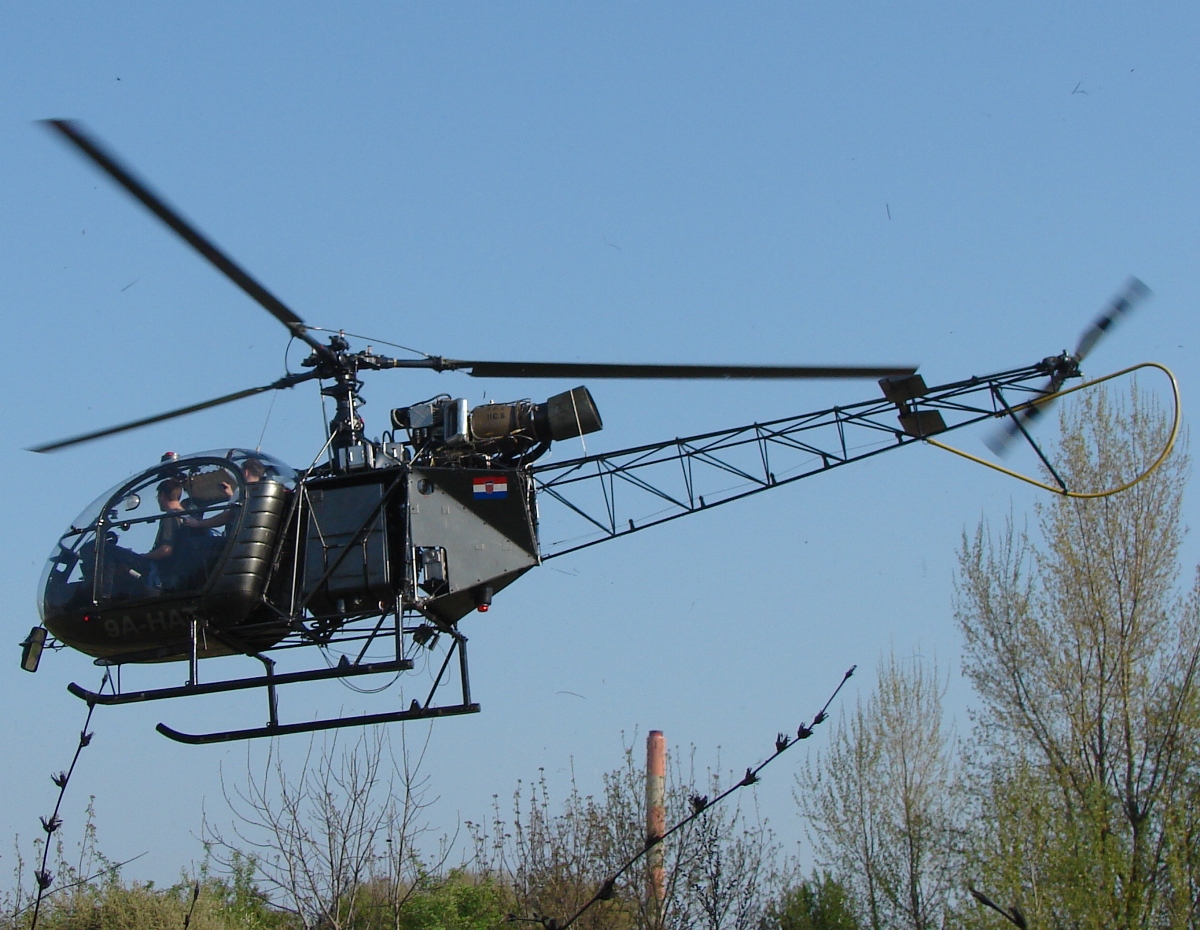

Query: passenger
left=183, top=458, right=264, bottom=531
left=242, top=456, right=266, bottom=483
left=143, top=478, right=187, bottom=589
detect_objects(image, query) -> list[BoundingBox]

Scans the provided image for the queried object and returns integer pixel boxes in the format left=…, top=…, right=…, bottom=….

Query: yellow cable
left=924, top=362, right=1180, bottom=499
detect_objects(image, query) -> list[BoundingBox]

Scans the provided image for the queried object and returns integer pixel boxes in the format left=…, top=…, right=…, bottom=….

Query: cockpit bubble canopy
left=40, top=450, right=295, bottom=628
left=63, top=450, right=294, bottom=535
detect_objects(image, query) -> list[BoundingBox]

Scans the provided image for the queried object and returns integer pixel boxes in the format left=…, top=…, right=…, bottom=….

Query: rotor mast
left=301, top=333, right=366, bottom=460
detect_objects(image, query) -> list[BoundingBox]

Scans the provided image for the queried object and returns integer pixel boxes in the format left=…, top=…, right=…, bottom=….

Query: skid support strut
left=188, top=618, right=199, bottom=687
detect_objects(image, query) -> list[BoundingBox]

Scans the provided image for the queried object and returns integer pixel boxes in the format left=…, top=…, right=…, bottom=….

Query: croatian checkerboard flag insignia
left=473, top=475, right=508, bottom=499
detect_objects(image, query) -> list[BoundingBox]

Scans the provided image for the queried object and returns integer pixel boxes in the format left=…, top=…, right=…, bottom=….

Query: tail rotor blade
left=1074, top=276, right=1150, bottom=362
left=985, top=277, right=1149, bottom=457
left=984, top=377, right=1059, bottom=456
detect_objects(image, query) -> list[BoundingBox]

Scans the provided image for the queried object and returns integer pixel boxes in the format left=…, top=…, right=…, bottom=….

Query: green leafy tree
left=956, top=387, right=1200, bottom=929
left=760, top=873, right=861, bottom=930
left=394, top=871, right=509, bottom=930
left=799, top=652, right=959, bottom=930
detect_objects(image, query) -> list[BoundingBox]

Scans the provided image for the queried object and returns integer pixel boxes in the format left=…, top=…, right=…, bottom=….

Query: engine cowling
left=391, top=386, right=602, bottom=465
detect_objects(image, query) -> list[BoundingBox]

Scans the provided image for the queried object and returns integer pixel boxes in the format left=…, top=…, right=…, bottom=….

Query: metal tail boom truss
left=531, top=361, right=1066, bottom=558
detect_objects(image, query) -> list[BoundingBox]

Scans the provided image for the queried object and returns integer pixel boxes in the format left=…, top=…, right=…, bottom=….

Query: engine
left=391, top=385, right=603, bottom=467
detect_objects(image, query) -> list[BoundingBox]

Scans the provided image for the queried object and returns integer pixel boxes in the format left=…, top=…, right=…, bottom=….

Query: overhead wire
left=28, top=671, right=107, bottom=930
left=514, top=666, right=856, bottom=930
left=12, top=853, right=148, bottom=920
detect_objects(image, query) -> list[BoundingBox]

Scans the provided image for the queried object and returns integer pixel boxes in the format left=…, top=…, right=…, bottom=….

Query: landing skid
left=68, top=657, right=414, bottom=705
left=156, top=701, right=480, bottom=745
left=68, top=619, right=480, bottom=743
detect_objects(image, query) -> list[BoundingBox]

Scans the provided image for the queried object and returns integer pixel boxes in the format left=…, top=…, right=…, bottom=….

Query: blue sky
left=1, top=4, right=1198, bottom=887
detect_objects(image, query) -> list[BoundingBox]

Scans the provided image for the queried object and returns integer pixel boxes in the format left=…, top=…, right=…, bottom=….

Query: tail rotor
left=985, top=277, right=1150, bottom=456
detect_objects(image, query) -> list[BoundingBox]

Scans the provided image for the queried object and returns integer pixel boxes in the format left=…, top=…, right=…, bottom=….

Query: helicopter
left=22, top=120, right=1173, bottom=744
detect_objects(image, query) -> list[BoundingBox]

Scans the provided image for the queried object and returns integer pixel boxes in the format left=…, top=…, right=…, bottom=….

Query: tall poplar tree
left=799, top=652, right=960, bottom=930
left=956, top=387, right=1200, bottom=929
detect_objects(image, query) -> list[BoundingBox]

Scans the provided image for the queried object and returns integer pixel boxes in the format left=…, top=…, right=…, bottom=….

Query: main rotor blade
left=441, top=360, right=918, bottom=380
left=42, top=120, right=330, bottom=360
left=29, top=372, right=318, bottom=453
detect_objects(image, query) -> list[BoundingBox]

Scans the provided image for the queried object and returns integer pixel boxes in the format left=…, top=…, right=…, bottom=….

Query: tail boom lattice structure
left=531, top=360, right=1071, bottom=558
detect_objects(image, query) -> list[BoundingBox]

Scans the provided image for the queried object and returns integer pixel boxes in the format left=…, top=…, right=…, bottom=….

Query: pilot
left=144, top=477, right=209, bottom=591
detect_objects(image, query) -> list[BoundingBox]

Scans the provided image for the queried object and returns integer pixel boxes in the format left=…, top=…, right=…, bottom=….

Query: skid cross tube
left=245, top=653, right=282, bottom=729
